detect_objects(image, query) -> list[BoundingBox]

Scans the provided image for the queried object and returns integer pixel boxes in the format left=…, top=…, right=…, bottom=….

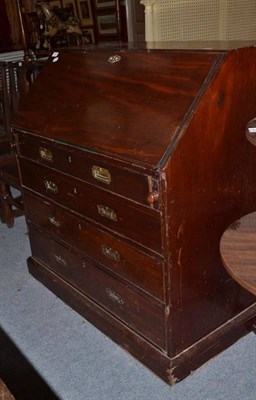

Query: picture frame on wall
left=97, top=13, right=117, bottom=34
left=62, top=0, right=78, bottom=17
left=77, top=0, right=93, bottom=25
left=81, top=28, right=95, bottom=43
left=95, top=0, right=116, bottom=8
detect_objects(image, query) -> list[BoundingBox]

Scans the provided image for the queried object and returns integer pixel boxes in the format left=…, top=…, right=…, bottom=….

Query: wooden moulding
left=27, top=257, right=171, bottom=382
left=27, top=257, right=256, bottom=385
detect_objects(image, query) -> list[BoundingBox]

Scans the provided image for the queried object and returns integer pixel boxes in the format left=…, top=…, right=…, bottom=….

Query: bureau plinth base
left=28, top=256, right=256, bottom=385
left=27, top=256, right=171, bottom=383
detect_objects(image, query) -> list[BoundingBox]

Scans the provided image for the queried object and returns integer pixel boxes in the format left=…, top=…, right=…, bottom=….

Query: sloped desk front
left=12, top=44, right=256, bottom=384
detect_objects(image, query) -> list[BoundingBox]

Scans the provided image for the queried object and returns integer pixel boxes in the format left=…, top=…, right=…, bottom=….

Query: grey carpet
left=0, top=217, right=255, bottom=400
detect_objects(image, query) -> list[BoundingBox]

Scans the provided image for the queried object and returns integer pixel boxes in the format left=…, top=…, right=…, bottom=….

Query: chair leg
left=0, top=181, right=14, bottom=228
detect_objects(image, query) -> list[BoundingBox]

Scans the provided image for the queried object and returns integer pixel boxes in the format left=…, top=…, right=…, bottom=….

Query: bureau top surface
left=13, top=47, right=228, bottom=167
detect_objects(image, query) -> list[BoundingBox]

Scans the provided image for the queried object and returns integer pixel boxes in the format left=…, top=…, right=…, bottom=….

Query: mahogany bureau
left=11, top=43, right=256, bottom=384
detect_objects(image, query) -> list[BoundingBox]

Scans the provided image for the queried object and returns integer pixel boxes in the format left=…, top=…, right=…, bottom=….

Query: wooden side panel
left=167, top=48, right=256, bottom=356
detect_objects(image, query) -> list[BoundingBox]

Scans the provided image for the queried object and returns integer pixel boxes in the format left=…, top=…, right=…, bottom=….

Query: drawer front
left=24, top=191, right=164, bottom=301
left=20, top=159, right=162, bottom=253
left=29, top=226, right=166, bottom=349
left=17, top=132, right=158, bottom=207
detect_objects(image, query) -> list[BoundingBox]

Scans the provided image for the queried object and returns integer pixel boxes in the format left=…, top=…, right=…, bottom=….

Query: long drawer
left=24, top=190, right=164, bottom=301
left=17, top=132, right=159, bottom=208
left=20, top=159, right=162, bottom=253
left=29, top=226, right=166, bottom=349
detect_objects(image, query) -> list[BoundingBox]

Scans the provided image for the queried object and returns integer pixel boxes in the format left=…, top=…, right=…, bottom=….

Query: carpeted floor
left=0, top=217, right=255, bottom=400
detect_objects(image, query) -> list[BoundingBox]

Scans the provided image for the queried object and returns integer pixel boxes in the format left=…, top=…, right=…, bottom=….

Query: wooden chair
left=0, top=61, right=42, bottom=228
left=0, top=62, right=18, bottom=227
left=0, top=156, right=23, bottom=228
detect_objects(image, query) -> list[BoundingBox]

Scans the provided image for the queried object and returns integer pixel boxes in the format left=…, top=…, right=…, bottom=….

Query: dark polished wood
left=27, top=256, right=172, bottom=383
left=20, top=158, right=162, bottom=253
left=24, top=190, right=164, bottom=300
left=18, top=132, right=158, bottom=207
left=165, top=46, right=256, bottom=357
left=12, top=43, right=256, bottom=385
left=220, top=212, right=256, bottom=296
left=13, top=50, right=221, bottom=167
left=29, top=226, right=165, bottom=348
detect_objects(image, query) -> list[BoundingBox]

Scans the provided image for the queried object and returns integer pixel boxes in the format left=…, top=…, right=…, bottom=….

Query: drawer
left=17, top=132, right=159, bottom=208
left=20, top=159, right=162, bottom=253
left=29, top=226, right=166, bottom=349
left=24, top=191, right=164, bottom=301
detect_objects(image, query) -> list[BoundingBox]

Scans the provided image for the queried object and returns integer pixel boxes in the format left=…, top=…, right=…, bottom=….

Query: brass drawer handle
left=53, top=254, right=67, bottom=267
left=97, top=205, right=117, bottom=222
left=102, top=244, right=120, bottom=262
left=44, top=179, right=58, bottom=194
left=92, top=166, right=111, bottom=185
left=39, top=147, right=53, bottom=162
left=105, top=288, right=124, bottom=306
left=48, top=216, right=61, bottom=227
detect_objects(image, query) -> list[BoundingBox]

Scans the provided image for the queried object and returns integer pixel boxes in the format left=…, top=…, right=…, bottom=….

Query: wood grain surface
left=220, top=212, right=256, bottom=296
left=12, top=50, right=221, bottom=167
left=13, top=43, right=256, bottom=384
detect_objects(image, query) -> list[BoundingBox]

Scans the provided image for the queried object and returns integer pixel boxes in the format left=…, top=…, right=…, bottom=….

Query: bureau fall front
left=12, top=43, right=256, bottom=384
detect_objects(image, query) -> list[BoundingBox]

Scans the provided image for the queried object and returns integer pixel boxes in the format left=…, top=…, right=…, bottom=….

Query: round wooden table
left=220, top=212, right=256, bottom=296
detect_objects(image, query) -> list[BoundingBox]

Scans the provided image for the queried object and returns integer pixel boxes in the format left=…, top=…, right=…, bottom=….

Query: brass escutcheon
left=44, top=179, right=58, bottom=194
left=97, top=205, right=117, bottom=222
left=53, top=254, right=67, bottom=266
left=48, top=216, right=61, bottom=227
left=105, top=288, right=124, bottom=306
left=102, top=244, right=120, bottom=262
left=39, top=147, right=53, bottom=162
